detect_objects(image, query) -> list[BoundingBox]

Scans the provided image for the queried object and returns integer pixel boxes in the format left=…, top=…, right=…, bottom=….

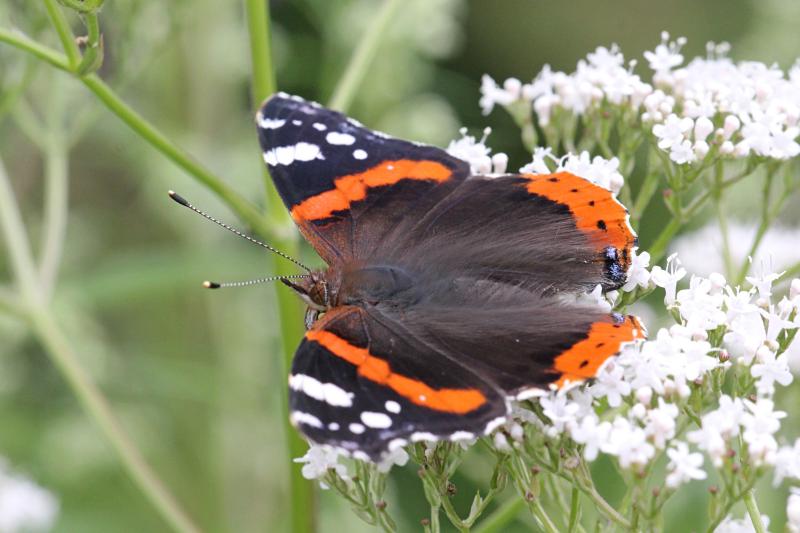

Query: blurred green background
left=1, top=1, right=799, bottom=531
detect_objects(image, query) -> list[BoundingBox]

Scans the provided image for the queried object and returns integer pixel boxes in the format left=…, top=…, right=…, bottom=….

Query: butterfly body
left=257, top=93, right=644, bottom=461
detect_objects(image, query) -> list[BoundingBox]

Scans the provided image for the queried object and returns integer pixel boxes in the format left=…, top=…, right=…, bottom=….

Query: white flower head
left=447, top=127, right=508, bottom=175
left=644, top=32, right=686, bottom=74
left=665, top=441, right=707, bottom=488
left=294, top=445, right=349, bottom=486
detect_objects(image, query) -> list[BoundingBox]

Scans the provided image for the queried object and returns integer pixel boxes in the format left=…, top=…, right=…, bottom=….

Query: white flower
left=479, top=74, right=521, bottom=115
left=540, top=392, right=581, bottom=436
left=447, top=127, right=508, bottom=175
left=569, top=413, right=611, bottom=462
left=669, top=139, right=697, bottom=164
left=665, top=441, right=707, bottom=488
left=590, top=361, right=630, bottom=407
left=788, top=488, right=800, bottom=532
left=644, top=32, right=685, bottom=74
left=294, top=445, right=349, bottom=485
left=622, top=250, right=652, bottom=292
left=603, top=418, right=655, bottom=469
left=559, top=152, right=624, bottom=194
left=377, top=447, right=409, bottom=473
left=0, top=461, right=59, bottom=533
left=773, top=439, right=800, bottom=486
left=519, top=146, right=555, bottom=174
left=652, top=114, right=693, bottom=150
left=751, top=350, right=793, bottom=396
left=741, top=398, right=785, bottom=465
left=688, top=395, right=745, bottom=467
left=650, top=253, right=686, bottom=306
left=644, top=399, right=679, bottom=449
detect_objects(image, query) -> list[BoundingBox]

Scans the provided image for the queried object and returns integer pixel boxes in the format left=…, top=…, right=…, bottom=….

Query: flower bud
left=636, top=386, right=653, bottom=405
left=723, top=115, right=741, bottom=139
left=694, top=117, right=714, bottom=141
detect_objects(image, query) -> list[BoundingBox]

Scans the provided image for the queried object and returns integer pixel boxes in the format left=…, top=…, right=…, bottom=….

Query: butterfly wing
left=288, top=306, right=508, bottom=461
left=375, top=172, right=637, bottom=292
left=256, top=94, right=470, bottom=265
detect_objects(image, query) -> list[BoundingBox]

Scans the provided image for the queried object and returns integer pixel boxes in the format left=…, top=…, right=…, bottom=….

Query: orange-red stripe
left=523, top=172, right=634, bottom=259
left=291, top=159, right=452, bottom=222
left=552, top=315, right=644, bottom=388
left=305, top=329, right=486, bottom=414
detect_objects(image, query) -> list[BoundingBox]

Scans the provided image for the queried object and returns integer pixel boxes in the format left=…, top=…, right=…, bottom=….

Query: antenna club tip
left=203, top=281, right=221, bottom=289
left=168, top=190, right=191, bottom=207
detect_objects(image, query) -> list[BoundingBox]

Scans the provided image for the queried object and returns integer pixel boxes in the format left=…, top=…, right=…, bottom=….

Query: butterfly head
left=280, top=269, right=340, bottom=312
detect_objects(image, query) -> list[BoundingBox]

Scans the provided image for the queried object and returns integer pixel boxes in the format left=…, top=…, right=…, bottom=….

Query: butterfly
left=253, top=93, right=644, bottom=462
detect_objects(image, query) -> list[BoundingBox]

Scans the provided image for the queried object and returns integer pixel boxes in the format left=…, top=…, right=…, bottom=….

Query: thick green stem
left=631, top=171, right=660, bottom=226
left=327, top=0, right=403, bottom=112
left=743, top=490, right=767, bottom=533
left=243, top=2, right=314, bottom=533
left=567, top=487, right=580, bottom=533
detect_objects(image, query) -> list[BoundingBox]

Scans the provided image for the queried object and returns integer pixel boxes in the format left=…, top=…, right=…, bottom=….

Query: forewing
left=377, top=172, right=637, bottom=292
left=288, top=306, right=508, bottom=461
left=256, top=94, right=470, bottom=264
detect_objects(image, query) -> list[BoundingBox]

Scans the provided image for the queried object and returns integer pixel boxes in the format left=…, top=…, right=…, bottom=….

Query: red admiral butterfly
left=177, top=93, right=644, bottom=462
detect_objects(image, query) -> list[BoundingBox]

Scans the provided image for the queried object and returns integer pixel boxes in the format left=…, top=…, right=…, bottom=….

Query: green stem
left=243, top=3, right=314, bottom=533
left=0, top=157, right=201, bottom=533
left=43, top=0, right=82, bottom=68
left=28, top=309, right=202, bottom=533
left=0, top=27, right=71, bottom=71
left=743, top=490, right=767, bottom=533
left=0, top=159, right=41, bottom=303
left=39, top=92, right=70, bottom=299
left=0, top=286, right=22, bottom=318
left=79, top=74, right=270, bottom=235
left=327, top=0, right=403, bottom=111
left=474, top=498, right=524, bottom=533
left=76, top=11, right=104, bottom=75
left=734, top=165, right=782, bottom=286
left=0, top=28, right=270, bottom=238
left=567, top=486, right=580, bottom=533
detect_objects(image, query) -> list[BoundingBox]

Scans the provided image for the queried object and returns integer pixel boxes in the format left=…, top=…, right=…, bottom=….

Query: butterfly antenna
left=168, top=190, right=311, bottom=273
left=203, top=274, right=310, bottom=289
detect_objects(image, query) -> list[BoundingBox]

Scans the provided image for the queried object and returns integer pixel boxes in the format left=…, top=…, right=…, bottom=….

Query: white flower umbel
left=0, top=460, right=59, bottom=533
left=520, top=150, right=625, bottom=194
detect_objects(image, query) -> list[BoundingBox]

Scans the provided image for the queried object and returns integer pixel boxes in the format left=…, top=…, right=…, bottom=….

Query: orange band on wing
left=306, top=329, right=486, bottom=414
left=291, top=159, right=452, bottom=222
left=552, top=315, right=644, bottom=388
left=523, top=172, right=635, bottom=256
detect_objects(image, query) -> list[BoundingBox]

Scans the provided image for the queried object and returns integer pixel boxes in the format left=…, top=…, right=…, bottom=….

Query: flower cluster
left=480, top=32, right=800, bottom=164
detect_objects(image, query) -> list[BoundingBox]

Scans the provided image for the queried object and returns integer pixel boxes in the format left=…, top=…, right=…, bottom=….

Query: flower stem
left=43, top=0, right=82, bottom=68
left=743, top=489, right=767, bottom=533
left=567, top=486, right=580, bottom=533
left=243, top=2, right=314, bottom=533
left=327, top=0, right=403, bottom=112
left=39, top=90, right=70, bottom=299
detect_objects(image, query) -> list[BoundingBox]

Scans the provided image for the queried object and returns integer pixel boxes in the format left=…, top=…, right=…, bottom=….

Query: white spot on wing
left=328, top=422, right=340, bottom=431
left=349, top=423, right=365, bottom=434
left=313, top=122, right=327, bottom=131
left=385, top=401, right=401, bottom=414
left=353, top=149, right=368, bottom=160
left=326, top=132, right=356, bottom=145
left=292, top=119, right=302, bottom=126
left=264, top=142, right=324, bottom=166
left=257, top=115, right=286, bottom=129
left=289, top=374, right=354, bottom=407
left=290, top=411, right=322, bottom=428
left=361, top=411, right=392, bottom=429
